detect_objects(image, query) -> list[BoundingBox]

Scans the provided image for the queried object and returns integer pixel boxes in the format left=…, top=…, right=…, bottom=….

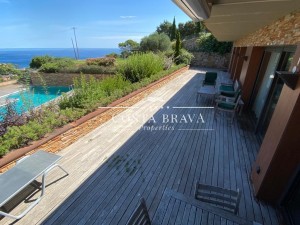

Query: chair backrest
left=126, top=198, right=151, bottom=225
left=204, top=72, right=218, bottom=83
left=233, top=80, right=240, bottom=92
left=194, top=183, right=242, bottom=215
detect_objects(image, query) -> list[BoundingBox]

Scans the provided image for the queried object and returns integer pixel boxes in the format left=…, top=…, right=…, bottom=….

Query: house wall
left=231, top=9, right=300, bottom=204
left=30, top=72, right=111, bottom=86
left=234, top=10, right=300, bottom=47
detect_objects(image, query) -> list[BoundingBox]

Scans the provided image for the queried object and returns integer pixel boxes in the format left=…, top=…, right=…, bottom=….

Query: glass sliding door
left=259, top=52, right=294, bottom=135
left=253, top=52, right=281, bottom=120
left=253, top=50, right=295, bottom=137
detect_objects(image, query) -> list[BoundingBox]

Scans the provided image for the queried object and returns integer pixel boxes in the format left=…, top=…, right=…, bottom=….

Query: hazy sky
left=0, top=0, right=191, bottom=48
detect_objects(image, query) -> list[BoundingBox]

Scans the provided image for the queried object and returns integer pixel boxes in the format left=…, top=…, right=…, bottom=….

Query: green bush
left=197, top=32, right=232, bottom=55
left=174, top=49, right=194, bottom=65
left=106, top=53, right=119, bottom=58
left=75, top=65, right=116, bottom=74
left=40, top=62, right=60, bottom=73
left=86, top=57, right=116, bottom=67
left=59, top=108, right=86, bottom=123
left=117, top=53, right=164, bottom=83
left=40, top=58, right=76, bottom=73
left=140, top=33, right=171, bottom=53
left=30, top=55, right=53, bottom=69
left=0, top=109, right=61, bottom=155
left=0, top=64, right=21, bottom=75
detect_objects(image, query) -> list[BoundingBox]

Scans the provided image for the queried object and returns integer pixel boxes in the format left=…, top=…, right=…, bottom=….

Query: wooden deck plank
left=164, top=198, right=179, bottom=225
left=86, top=76, right=200, bottom=224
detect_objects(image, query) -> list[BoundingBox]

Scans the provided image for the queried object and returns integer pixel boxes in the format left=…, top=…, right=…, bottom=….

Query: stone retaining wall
left=190, top=52, right=230, bottom=69
left=30, top=72, right=112, bottom=86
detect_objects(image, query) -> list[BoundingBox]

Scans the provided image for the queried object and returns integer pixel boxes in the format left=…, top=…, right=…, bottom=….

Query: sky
left=0, top=0, right=191, bottom=48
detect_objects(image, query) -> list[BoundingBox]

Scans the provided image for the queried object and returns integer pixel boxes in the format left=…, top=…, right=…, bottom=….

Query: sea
left=0, top=48, right=121, bottom=69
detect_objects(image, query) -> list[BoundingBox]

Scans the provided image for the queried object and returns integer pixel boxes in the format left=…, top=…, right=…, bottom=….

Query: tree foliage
left=156, top=20, right=172, bottom=37
left=140, top=33, right=171, bottom=53
left=118, top=39, right=140, bottom=58
left=29, top=55, right=53, bottom=69
left=178, top=21, right=205, bottom=39
left=197, top=32, right=232, bottom=55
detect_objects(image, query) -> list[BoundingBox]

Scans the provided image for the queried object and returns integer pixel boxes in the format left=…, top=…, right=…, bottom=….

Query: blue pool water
left=0, top=86, right=71, bottom=117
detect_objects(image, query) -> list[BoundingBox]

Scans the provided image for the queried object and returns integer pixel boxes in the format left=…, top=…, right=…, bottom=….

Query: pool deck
left=0, top=84, right=24, bottom=106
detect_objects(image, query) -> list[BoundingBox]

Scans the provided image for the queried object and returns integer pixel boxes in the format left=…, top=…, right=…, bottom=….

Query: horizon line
left=0, top=47, right=121, bottom=50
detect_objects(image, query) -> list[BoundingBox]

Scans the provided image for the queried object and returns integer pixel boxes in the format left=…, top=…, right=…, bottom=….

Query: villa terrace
left=0, top=68, right=280, bottom=225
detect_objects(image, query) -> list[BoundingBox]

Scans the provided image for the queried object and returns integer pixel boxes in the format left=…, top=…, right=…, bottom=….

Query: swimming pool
left=0, top=86, right=71, bottom=116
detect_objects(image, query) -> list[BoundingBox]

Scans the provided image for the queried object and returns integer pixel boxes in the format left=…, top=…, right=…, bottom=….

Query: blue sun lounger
left=0, top=150, right=68, bottom=220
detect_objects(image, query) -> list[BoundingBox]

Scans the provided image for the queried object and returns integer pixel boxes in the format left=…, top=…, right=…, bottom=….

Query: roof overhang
left=172, top=0, right=212, bottom=20
left=172, top=0, right=300, bottom=42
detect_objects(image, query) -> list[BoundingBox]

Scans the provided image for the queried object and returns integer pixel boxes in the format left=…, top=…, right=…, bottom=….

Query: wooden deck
left=0, top=68, right=280, bottom=225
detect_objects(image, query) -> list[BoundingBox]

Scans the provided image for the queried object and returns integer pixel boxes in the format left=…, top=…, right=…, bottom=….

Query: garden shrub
left=86, top=57, right=116, bottom=67
left=73, top=65, right=116, bottom=74
left=29, top=55, right=53, bottom=69
left=40, top=62, right=60, bottom=73
left=40, top=58, right=76, bottom=73
left=117, top=53, right=164, bottom=83
left=0, top=64, right=21, bottom=75
left=174, top=49, right=194, bottom=65
left=106, top=53, right=119, bottom=58
left=197, top=32, right=232, bottom=55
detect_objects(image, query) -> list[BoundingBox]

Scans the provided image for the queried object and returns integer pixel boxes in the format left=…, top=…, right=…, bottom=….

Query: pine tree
left=170, top=17, right=177, bottom=41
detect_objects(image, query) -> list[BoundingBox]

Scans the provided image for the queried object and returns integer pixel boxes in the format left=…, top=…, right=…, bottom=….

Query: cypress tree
left=171, top=17, right=177, bottom=41
left=174, top=30, right=181, bottom=59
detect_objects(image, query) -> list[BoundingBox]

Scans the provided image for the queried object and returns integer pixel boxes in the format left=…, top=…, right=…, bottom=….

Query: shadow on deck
left=40, top=69, right=280, bottom=225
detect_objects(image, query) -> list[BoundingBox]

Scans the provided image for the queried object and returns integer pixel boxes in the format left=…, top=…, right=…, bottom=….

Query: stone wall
left=30, top=72, right=111, bottom=86
left=190, top=52, right=230, bottom=69
left=235, top=10, right=300, bottom=47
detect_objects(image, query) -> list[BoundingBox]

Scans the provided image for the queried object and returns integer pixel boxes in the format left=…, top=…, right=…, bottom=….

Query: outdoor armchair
left=219, top=79, right=240, bottom=97
left=214, top=90, right=242, bottom=123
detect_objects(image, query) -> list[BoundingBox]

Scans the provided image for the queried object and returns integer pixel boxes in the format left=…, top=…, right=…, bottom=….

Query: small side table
left=197, top=86, right=216, bottom=104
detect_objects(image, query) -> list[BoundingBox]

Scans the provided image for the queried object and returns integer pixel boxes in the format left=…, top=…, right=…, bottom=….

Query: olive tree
left=140, top=33, right=171, bottom=53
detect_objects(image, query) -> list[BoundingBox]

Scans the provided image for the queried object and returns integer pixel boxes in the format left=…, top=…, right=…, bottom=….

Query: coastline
left=0, top=48, right=121, bottom=68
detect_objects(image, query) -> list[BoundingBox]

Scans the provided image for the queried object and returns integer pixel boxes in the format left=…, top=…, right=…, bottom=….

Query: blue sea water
left=0, top=48, right=121, bottom=69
